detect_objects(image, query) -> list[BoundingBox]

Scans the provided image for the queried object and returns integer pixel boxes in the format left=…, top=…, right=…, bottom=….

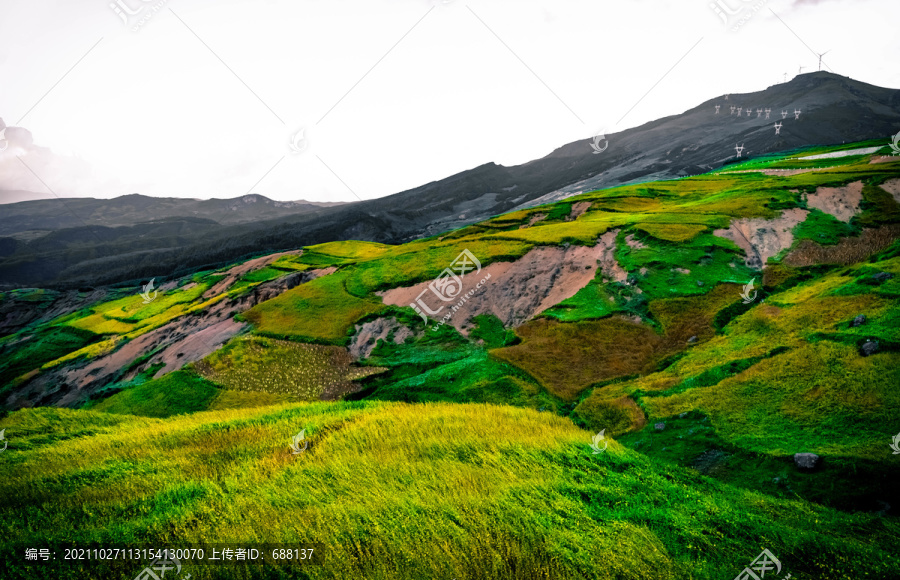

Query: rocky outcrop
left=794, top=452, right=821, bottom=470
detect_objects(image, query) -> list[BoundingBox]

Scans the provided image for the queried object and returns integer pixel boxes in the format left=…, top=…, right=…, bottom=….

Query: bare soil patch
left=380, top=232, right=626, bottom=334
left=714, top=208, right=808, bottom=269
left=804, top=181, right=863, bottom=223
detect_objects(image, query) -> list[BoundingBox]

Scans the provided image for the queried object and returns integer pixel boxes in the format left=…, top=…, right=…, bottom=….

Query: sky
left=0, top=0, right=898, bottom=204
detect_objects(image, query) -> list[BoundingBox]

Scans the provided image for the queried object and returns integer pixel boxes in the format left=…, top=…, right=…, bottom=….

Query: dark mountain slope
left=2, top=71, right=898, bottom=288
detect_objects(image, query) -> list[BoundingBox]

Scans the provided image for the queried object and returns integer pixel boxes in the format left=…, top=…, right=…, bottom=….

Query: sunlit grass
left=1, top=402, right=897, bottom=579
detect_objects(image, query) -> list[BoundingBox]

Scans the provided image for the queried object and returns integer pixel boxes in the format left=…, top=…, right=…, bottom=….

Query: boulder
left=850, top=314, right=867, bottom=327
left=794, top=452, right=820, bottom=470
left=654, top=422, right=666, bottom=431
left=872, top=272, right=894, bottom=283
left=860, top=340, right=880, bottom=357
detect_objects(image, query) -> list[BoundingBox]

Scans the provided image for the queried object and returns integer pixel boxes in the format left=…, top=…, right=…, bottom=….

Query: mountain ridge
left=2, top=71, right=898, bottom=288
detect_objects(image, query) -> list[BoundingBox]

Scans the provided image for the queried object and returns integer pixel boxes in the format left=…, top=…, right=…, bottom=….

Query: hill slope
left=3, top=72, right=899, bottom=289
left=1, top=138, right=900, bottom=579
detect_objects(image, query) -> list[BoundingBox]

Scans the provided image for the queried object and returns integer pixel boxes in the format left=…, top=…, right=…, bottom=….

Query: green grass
left=2, top=402, right=898, bottom=579
left=243, top=271, right=387, bottom=344
left=791, top=209, right=859, bottom=246
left=89, top=370, right=222, bottom=418
left=0, top=325, right=99, bottom=392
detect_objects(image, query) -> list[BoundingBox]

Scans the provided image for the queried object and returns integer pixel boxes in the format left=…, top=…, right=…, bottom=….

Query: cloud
left=0, top=118, right=95, bottom=200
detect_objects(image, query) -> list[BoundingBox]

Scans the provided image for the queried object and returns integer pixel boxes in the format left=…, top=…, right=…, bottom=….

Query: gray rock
left=654, top=422, right=666, bottom=431
left=861, top=340, right=879, bottom=357
left=696, top=280, right=704, bottom=287
left=872, top=272, right=894, bottom=283
left=679, top=412, right=688, bottom=418
left=850, top=314, right=867, bottom=327
left=687, top=336, right=698, bottom=344
left=793, top=452, right=820, bottom=470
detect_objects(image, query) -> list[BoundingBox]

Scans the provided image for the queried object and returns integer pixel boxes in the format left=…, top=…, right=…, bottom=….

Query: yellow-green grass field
left=1, top=402, right=898, bottom=579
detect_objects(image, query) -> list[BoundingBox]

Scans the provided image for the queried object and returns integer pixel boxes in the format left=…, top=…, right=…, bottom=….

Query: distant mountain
left=372, top=71, right=900, bottom=229
left=0, top=193, right=344, bottom=237
left=1, top=71, right=898, bottom=289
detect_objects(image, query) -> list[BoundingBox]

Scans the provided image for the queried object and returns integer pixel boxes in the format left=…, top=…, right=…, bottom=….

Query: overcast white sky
left=0, top=0, right=898, bottom=204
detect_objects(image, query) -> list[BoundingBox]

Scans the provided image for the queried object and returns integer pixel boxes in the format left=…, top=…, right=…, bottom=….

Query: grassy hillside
left=1, top=138, right=900, bottom=578
left=1, top=402, right=898, bottom=580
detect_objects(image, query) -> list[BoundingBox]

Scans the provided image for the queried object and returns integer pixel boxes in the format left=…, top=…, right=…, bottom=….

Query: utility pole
left=798, top=65, right=806, bottom=75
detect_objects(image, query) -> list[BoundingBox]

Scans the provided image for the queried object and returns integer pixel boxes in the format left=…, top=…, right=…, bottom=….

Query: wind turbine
left=816, top=50, right=831, bottom=71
